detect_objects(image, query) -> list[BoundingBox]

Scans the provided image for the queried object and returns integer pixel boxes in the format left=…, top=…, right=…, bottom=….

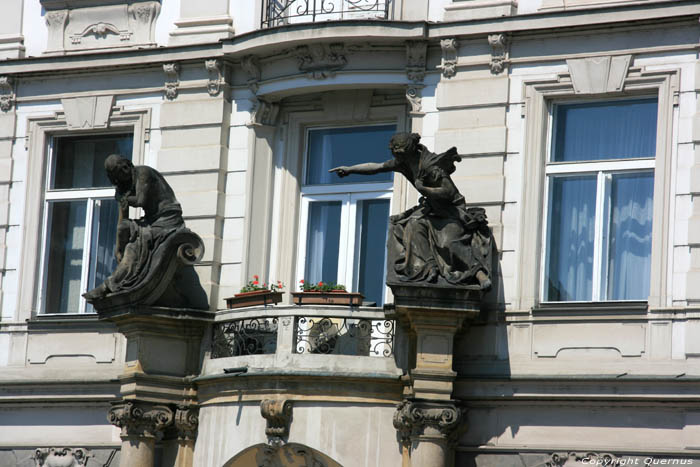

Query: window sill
left=27, top=313, right=114, bottom=331
left=533, top=301, right=648, bottom=316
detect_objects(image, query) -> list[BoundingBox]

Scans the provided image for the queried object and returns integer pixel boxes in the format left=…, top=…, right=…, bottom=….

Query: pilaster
left=109, top=401, right=174, bottom=467
left=0, top=0, right=24, bottom=60
left=169, top=0, right=234, bottom=46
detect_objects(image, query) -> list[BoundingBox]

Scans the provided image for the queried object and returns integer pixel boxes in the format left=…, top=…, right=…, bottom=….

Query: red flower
left=300, top=279, right=305, bottom=284
left=253, top=275, right=259, bottom=280
left=253, top=280, right=259, bottom=285
left=318, top=281, right=323, bottom=286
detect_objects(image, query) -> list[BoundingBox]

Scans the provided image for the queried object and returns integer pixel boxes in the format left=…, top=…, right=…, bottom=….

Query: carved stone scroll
left=108, top=401, right=174, bottom=440
left=241, top=55, right=262, bottom=94
left=406, top=86, right=424, bottom=116
left=440, top=38, right=458, bottom=78
left=249, top=99, right=280, bottom=127
left=163, top=63, right=180, bottom=100
left=393, top=400, right=463, bottom=446
left=33, top=448, right=92, bottom=467
left=295, top=43, right=347, bottom=79
left=174, top=405, right=199, bottom=441
left=261, top=399, right=293, bottom=446
left=205, top=59, right=223, bottom=97
left=488, top=33, right=509, bottom=74
left=0, top=76, right=14, bottom=113
left=406, top=40, right=428, bottom=83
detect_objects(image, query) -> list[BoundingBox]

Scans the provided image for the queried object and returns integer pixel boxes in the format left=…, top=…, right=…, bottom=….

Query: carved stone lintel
left=249, top=99, right=280, bottom=127
left=241, top=55, right=261, bottom=94
left=174, top=405, right=199, bottom=441
left=440, top=38, right=458, bottom=78
left=33, top=448, right=92, bottom=467
left=545, top=452, right=621, bottom=467
left=488, top=33, right=509, bottom=75
left=205, top=59, right=223, bottom=97
left=163, top=63, right=180, bottom=100
left=393, top=400, right=463, bottom=447
left=0, top=76, right=14, bottom=113
left=108, top=401, right=174, bottom=440
left=261, top=399, right=293, bottom=446
left=406, top=86, right=424, bottom=116
left=406, top=40, right=428, bottom=83
left=295, top=43, right=347, bottom=80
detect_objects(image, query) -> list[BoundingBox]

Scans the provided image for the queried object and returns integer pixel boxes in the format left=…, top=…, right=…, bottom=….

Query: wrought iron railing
left=261, top=0, right=392, bottom=28
left=294, top=317, right=394, bottom=357
left=211, top=318, right=278, bottom=358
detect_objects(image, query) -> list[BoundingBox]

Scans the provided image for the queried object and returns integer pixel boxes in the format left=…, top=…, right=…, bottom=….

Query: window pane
left=545, top=176, right=597, bottom=301
left=606, top=172, right=654, bottom=300
left=553, top=99, right=657, bottom=162
left=44, top=200, right=87, bottom=313
left=305, top=201, right=342, bottom=284
left=87, top=198, right=119, bottom=297
left=51, top=134, right=133, bottom=189
left=306, top=125, right=396, bottom=185
left=356, top=199, right=390, bottom=306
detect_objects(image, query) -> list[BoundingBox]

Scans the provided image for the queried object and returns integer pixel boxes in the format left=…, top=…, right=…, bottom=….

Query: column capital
left=393, top=400, right=464, bottom=446
left=108, top=401, right=174, bottom=440
left=174, top=405, right=199, bottom=441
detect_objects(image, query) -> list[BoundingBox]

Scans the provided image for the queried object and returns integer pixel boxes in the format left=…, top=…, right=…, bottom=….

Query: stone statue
left=330, top=132, right=492, bottom=290
left=84, top=155, right=206, bottom=310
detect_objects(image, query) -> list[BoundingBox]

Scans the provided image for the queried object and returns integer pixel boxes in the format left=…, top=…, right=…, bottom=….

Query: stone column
left=172, top=406, right=199, bottom=467
left=108, top=401, right=174, bottom=467
left=394, top=400, right=463, bottom=467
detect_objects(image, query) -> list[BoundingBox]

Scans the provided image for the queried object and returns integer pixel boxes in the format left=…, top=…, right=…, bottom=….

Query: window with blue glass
left=298, top=124, right=395, bottom=306
left=543, top=98, right=657, bottom=302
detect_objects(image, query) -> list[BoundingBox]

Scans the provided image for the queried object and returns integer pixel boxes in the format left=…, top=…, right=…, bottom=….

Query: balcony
left=261, top=0, right=393, bottom=28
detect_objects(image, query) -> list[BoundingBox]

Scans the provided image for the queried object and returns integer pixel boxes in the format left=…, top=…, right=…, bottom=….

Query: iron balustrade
left=294, top=316, right=394, bottom=356
left=212, top=318, right=279, bottom=358
left=261, top=0, right=392, bottom=28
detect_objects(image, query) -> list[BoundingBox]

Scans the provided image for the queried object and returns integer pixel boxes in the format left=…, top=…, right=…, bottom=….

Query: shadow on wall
left=224, top=443, right=343, bottom=467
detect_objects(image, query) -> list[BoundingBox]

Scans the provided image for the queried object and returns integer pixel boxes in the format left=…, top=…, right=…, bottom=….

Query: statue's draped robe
left=388, top=146, right=492, bottom=285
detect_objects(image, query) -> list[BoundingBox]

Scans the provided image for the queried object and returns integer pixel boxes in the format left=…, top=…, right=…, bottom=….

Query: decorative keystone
left=108, top=401, right=174, bottom=440
left=261, top=399, right=293, bottom=446
left=393, top=400, right=463, bottom=446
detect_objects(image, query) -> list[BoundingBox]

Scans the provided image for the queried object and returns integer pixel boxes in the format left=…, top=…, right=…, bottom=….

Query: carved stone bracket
left=174, top=405, right=199, bottom=441
left=440, top=38, right=458, bottom=78
left=406, top=85, right=424, bottom=116
left=393, top=400, right=463, bottom=446
left=163, top=63, right=180, bottom=100
left=488, top=33, right=509, bottom=74
left=33, top=448, right=92, bottom=467
left=108, top=401, right=174, bottom=440
left=406, top=40, right=428, bottom=83
left=249, top=99, right=280, bottom=127
left=542, top=452, right=621, bottom=467
left=0, top=76, right=15, bottom=112
left=295, top=43, right=347, bottom=79
left=261, top=399, right=293, bottom=446
left=241, top=55, right=262, bottom=94
left=205, top=59, right=223, bottom=97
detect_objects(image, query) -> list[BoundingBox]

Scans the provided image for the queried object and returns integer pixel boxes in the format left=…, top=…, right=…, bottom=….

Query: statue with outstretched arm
left=330, top=132, right=492, bottom=290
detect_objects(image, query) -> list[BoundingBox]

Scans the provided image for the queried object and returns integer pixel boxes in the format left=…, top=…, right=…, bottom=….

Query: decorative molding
left=249, top=99, right=280, bottom=127
left=488, top=33, right=509, bottom=74
left=406, top=85, right=424, bottom=116
left=108, top=401, right=174, bottom=440
left=0, top=76, right=14, bottom=112
left=295, top=43, right=347, bottom=79
left=406, top=40, right=428, bottom=83
left=33, top=448, right=92, bottom=467
left=69, top=22, right=131, bottom=45
left=205, top=59, right=223, bottom=97
left=542, top=452, right=621, bottom=467
left=260, top=399, right=293, bottom=446
left=174, top=405, right=199, bottom=441
left=567, top=55, right=632, bottom=94
left=393, top=400, right=463, bottom=446
left=440, top=38, right=458, bottom=78
left=163, top=63, right=180, bottom=100
left=241, top=55, right=262, bottom=94
left=61, top=95, right=114, bottom=129
left=44, top=9, right=69, bottom=53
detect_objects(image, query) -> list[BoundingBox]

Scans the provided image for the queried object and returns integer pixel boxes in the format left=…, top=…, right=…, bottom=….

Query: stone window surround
left=516, top=64, right=678, bottom=313
left=266, top=100, right=408, bottom=300
left=16, top=105, right=150, bottom=322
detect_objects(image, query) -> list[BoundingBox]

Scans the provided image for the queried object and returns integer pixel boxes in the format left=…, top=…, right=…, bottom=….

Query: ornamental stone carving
left=295, top=43, right=347, bottom=79
left=406, top=86, right=423, bottom=116
left=33, top=448, right=92, bottom=467
left=406, top=40, right=428, bottom=83
left=440, top=38, right=458, bottom=78
left=108, top=401, right=174, bottom=439
left=174, top=405, right=199, bottom=441
left=163, top=63, right=180, bottom=100
left=241, top=55, right=262, bottom=94
left=261, top=399, right=293, bottom=446
left=249, top=99, right=280, bottom=127
left=542, top=452, right=621, bottom=467
left=0, top=77, right=14, bottom=113
left=393, top=400, right=463, bottom=446
left=488, top=33, right=509, bottom=74
left=205, top=59, right=224, bottom=97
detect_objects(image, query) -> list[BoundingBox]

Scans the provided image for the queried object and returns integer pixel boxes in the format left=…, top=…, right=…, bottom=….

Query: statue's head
left=105, top=154, right=134, bottom=187
left=389, top=133, right=420, bottom=159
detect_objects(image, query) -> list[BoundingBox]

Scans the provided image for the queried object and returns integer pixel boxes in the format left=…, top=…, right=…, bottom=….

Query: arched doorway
left=224, top=442, right=343, bottom=467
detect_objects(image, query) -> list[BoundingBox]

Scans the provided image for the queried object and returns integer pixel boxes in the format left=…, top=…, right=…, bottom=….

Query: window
left=542, top=98, right=657, bottom=302
left=297, top=124, right=395, bottom=306
left=40, top=134, right=133, bottom=314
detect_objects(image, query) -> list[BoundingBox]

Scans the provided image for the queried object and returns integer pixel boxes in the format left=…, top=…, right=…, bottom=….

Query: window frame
left=517, top=66, right=678, bottom=312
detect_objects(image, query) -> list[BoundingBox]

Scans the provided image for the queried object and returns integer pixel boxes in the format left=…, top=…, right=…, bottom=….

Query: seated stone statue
left=84, top=155, right=205, bottom=309
left=330, top=132, right=492, bottom=290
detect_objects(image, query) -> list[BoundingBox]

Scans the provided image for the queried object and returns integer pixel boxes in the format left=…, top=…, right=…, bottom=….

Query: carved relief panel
left=41, top=0, right=160, bottom=53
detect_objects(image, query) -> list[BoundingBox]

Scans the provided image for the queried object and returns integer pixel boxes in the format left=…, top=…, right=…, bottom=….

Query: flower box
left=291, top=291, right=364, bottom=306
left=225, top=290, right=283, bottom=309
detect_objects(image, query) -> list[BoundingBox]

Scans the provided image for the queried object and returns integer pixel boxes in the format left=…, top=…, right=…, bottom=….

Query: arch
left=223, top=442, right=343, bottom=467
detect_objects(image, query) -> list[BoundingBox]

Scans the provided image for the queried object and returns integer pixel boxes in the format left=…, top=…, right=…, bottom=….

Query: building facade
left=1, top=0, right=700, bottom=466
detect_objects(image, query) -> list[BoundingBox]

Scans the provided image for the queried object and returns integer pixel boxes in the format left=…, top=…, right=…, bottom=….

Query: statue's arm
left=329, top=160, right=395, bottom=178
left=415, top=177, right=455, bottom=200
left=126, top=171, right=150, bottom=208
